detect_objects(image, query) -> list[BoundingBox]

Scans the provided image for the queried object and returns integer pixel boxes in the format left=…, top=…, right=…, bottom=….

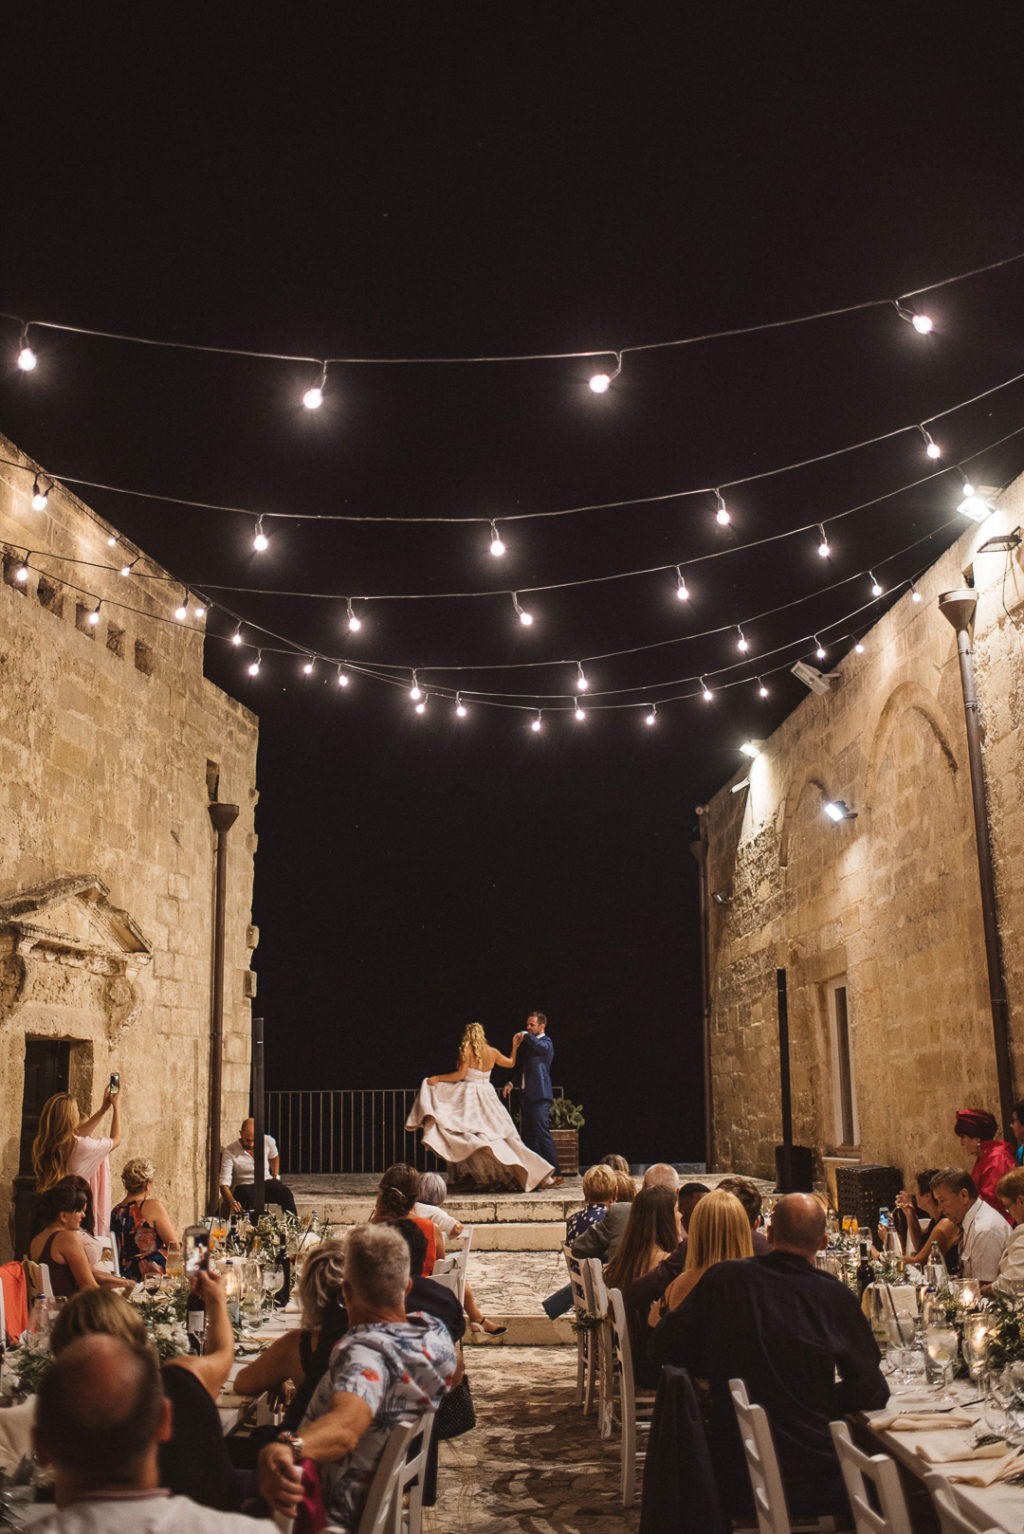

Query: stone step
left=293, top=1192, right=580, bottom=1227
left=459, top=1250, right=573, bottom=1347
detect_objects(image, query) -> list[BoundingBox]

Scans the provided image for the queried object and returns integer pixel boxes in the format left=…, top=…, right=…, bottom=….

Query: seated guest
left=110, top=1157, right=179, bottom=1281
left=717, top=1177, right=770, bottom=1254
left=677, top=1181, right=710, bottom=1232
left=988, top=1169, right=1024, bottom=1297
left=371, top=1163, right=444, bottom=1273
left=51, top=1271, right=242, bottom=1511
left=219, top=1118, right=297, bottom=1216
left=649, top=1192, right=888, bottom=1523
left=566, top=1163, right=618, bottom=1244
left=955, top=1109, right=1015, bottom=1217
left=415, top=1171, right=464, bottom=1237
left=606, top=1188, right=679, bottom=1296
left=571, top=1173, right=636, bottom=1261
left=1010, top=1101, right=1024, bottom=1167
left=234, top=1239, right=349, bottom=1455
left=622, top=1180, right=718, bottom=1315
left=48, top=1176, right=133, bottom=1291
left=600, top=1153, right=630, bottom=1174
left=932, top=1168, right=1009, bottom=1284
left=642, top=1164, right=680, bottom=1191
left=651, top=1188, right=754, bottom=1323
left=895, top=1169, right=960, bottom=1269
left=29, top=1183, right=98, bottom=1297
left=258, top=1224, right=457, bottom=1530
left=32, top=1333, right=264, bottom=1532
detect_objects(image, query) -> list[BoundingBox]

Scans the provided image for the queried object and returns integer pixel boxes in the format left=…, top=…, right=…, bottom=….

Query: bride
left=407, top=1022, right=555, bottom=1192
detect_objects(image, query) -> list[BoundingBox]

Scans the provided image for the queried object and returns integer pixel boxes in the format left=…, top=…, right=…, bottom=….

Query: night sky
left=4, top=13, right=1024, bottom=1163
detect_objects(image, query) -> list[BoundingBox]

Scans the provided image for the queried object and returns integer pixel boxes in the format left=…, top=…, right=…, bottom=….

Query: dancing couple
left=406, top=1014, right=564, bottom=1192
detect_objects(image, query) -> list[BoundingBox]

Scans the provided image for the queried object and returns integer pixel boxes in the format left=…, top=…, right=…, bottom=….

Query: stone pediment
left=0, top=876, right=152, bottom=1037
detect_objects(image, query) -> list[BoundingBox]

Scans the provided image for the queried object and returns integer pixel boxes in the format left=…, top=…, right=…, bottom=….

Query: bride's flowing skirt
left=406, top=1079, right=553, bottom=1192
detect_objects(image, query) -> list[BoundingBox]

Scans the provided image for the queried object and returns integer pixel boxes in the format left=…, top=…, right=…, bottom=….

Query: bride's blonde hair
left=458, top=1022, right=489, bottom=1067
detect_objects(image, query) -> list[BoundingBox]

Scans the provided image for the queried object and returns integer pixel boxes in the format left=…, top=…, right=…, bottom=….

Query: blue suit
left=518, top=1031, right=560, bottom=1174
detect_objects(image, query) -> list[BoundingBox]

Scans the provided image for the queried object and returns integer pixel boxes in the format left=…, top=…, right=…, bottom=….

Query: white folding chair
left=428, top=1260, right=460, bottom=1300
left=563, top=1244, right=597, bottom=1413
left=273, top=1410, right=436, bottom=1534
left=580, top=1256, right=615, bottom=1439
left=606, top=1285, right=656, bottom=1507
left=447, top=1227, right=472, bottom=1307
left=830, top=1421, right=912, bottom=1534
left=925, top=1474, right=1003, bottom=1534
left=730, top=1379, right=836, bottom=1534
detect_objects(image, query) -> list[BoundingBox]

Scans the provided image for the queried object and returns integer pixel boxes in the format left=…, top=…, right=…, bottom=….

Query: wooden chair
left=606, top=1284, right=656, bottom=1506
left=925, top=1473, right=1003, bottom=1534
left=563, top=1244, right=597, bottom=1413
left=830, top=1421, right=912, bottom=1534
left=445, top=1227, right=472, bottom=1307
left=273, top=1408, right=437, bottom=1534
left=729, top=1379, right=836, bottom=1534
left=580, top=1256, right=614, bottom=1439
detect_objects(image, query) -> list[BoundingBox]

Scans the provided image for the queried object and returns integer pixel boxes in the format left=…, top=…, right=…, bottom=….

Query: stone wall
left=0, top=433, right=259, bottom=1254
left=706, top=475, right=1024, bottom=1184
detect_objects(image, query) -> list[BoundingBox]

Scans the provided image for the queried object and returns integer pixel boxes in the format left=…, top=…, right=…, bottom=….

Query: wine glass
left=165, top=1243, right=184, bottom=1281
left=924, top=1323, right=959, bottom=1404
left=263, top=1258, right=285, bottom=1311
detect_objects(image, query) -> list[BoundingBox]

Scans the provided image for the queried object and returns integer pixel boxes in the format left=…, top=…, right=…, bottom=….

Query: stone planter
left=550, top=1129, right=579, bottom=1176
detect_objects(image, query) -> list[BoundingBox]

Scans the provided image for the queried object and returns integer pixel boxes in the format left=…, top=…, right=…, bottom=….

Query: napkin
left=946, top=1448, right=1024, bottom=1486
left=873, top=1410, right=975, bottom=1431
left=912, top=1432, right=1006, bottom=1463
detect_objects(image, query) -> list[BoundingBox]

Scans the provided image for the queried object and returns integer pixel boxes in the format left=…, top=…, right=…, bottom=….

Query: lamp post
left=938, top=589, right=1014, bottom=1128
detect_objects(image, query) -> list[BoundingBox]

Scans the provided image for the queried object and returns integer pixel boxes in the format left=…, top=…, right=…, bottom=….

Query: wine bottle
left=856, top=1241, right=875, bottom=1297
left=276, top=1235, right=291, bottom=1309
left=187, top=1275, right=207, bottom=1354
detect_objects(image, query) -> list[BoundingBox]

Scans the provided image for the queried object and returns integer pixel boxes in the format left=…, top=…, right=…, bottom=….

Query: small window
left=75, top=602, right=98, bottom=637
left=134, top=639, right=154, bottom=676
left=106, top=624, right=125, bottom=659
left=826, top=977, right=858, bottom=1146
left=206, top=760, right=221, bottom=801
left=36, top=577, right=64, bottom=617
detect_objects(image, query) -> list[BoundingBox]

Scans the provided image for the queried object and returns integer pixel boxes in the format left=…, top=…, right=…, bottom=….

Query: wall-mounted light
left=824, top=799, right=858, bottom=822
left=711, top=891, right=733, bottom=905
left=739, top=740, right=764, bottom=759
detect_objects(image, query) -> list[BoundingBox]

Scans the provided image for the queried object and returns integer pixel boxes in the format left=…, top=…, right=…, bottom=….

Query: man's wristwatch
left=276, top=1432, right=304, bottom=1460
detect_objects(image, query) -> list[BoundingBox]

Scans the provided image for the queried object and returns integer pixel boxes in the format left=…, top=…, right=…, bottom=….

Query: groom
left=504, top=1011, right=563, bottom=1187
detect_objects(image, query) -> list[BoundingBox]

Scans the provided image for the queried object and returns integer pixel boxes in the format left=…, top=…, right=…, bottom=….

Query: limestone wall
left=706, top=475, right=1024, bottom=1182
left=0, top=434, right=259, bottom=1253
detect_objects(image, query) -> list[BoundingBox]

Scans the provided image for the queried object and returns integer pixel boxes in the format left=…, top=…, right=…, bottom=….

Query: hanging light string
left=4, top=248, right=1023, bottom=373
left=6, top=356, right=1024, bottom=535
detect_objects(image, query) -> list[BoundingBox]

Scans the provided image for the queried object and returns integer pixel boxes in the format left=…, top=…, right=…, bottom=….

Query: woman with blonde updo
left=406, top=1021, right=555, bottom=1191
left=110, top=1156, right=179, bottom=1281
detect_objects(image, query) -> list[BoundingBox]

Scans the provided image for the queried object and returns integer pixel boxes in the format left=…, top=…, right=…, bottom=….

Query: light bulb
left=574, top=705, right=586, bottom=722
left=410, top=674, right=422, bottom=701
left=869, top=571, right=883, bottom=597
left=120, top=564, right=132, bottom=578
left=455, top=695, right=467, bottom=718
left=815, top=637, right=826, bottom=660
left=855, top=639, right=865, bottom=654
left=912, top=312, right=933, bottom=334
left=302, top=385, right=324, bottom=410
left=715, top=493, right=730, bottom=526
left=701, top=677, right=713, bottom=703
left=337, top=667, right=349, bottom=687
left=231, top=626, right=243, bottom=646
left=736, top=627, right=748, bottom=653
left=415, top=699, right=427, bottom=715
left=925, top=438, right=940, bottom=459
left=31, top=477, right=48, bottom=511
left=17, top=344, right=37, bottom=371
left=645, top=706, right=657, bottom=726
left=175, top=601, right=188, bottom=621
left=248, top=652, right=261, bottom=676
left=911, top=583, right=922, bottom=603
left=15, top=561, right=28, bottom=583
left=253, top=517, right=269, bottom=552
left=817, top=525, right=830, bottom=558
left=88, top=607, right=100, bottom=626
left=303, top=658, right=314, bottom=676
left=489, top=522, right=505, bottom=557
left=675, top=568, right=690, bottom=601
left=962, top=480, right=975, bottom=498
left=512, top=593, right=534, bottom=626
left=757, top=679, right=769, bottom=698
left=346, top=600, right=362, bottom=632
left=193, top=602, right=206, bottom=619
left=107, top=536, right=117, bottom=547
left=576, top=663, right=588, bottom=691
left=589, top=372, right=611, bottom=393
left=531, top=713, right=542, bottom=732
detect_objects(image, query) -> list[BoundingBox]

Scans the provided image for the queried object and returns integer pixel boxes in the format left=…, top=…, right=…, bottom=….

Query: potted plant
left=548, top=1096, right=583, bottom=1175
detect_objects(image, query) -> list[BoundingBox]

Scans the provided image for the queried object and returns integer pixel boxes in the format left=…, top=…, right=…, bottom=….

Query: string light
left=302, top=363, right=328, bottom=411
left=231, top=623, right=243, bottom=646
left=814, top=636, right=826, bottom=660
left=336, top=664, right=349, bottom=688
left=675, top=567, right=690, bottom=602
left=252, top=516, right=269, bottom=552
left=88, top=604, right=101, bottom=626
left=588, top=353, right=622, bottom=393
left=302, top=656, right=315, bottom=675
left=894, top=301, right=933, bottom=334
left=415, top=696, right=427, bottom=714
left=409, top=671, right=422, bottom=701
left=736, top=626, right=749, bottom=653
left=757, top=678, right=769, bottom=698
left=120, top=560, right=135, bottom=577
left=174, top=592, right=188, bottom=621
left=15, top=554, right=29, bottom=583
left=193, top=598, right=206, bottom=619
left=31, top=476, right=48, bottom=511
left=701, top=676, right=713, bottom=702
left=854, top=636, right=865, bottom=654
left=346, top=599, right=362, bottom=632
left=531, top=710, right=542, bottom=732
left=574, top=702, right=586, bottom=721
left=817, top=524, right=830, bottom=558
left=512, top=593, right=534, bottom=626
left=16, top=327, right=37, bottom=371
left=248, top=650, right=262, bottom=676
left=714, top=491, right=730, bottom=526
left=455, top=693, right=467, bottom=717
left=919, top=425, right=941, bottom=459
left=869, top=570, right=883, bottom=596
left=910, top=582, right=922, bottom=603
left=489, top=522, right=505, bottom=557
left=575, top=662, right=589, bottom=691
left=107, top=536, right=117, bottom=548
left=644, top=704, right=657, bottom=726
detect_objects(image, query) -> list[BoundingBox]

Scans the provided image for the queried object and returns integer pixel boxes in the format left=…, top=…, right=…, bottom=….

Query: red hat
left=955, top=1108, right=997, bottom=1140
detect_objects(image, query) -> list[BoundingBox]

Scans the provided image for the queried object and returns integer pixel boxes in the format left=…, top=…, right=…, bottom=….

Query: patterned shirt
left=302, top=1312, right=457, bottom=1531
left=565, top=1203, right=608, bottom=1246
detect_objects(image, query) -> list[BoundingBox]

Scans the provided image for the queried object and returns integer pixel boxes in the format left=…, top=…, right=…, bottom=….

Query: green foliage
left=549, top=1097, right=584, bottom=1130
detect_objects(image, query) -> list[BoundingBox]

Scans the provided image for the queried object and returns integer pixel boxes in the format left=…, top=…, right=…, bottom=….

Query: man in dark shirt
left=649, top=1192, right=888, bottom=1521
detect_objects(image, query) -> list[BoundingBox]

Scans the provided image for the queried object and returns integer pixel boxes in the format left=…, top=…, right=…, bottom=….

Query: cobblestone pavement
left=468, top=1250, right=568, bottom=1318
left=427, top=1345, right=639, bottom=1534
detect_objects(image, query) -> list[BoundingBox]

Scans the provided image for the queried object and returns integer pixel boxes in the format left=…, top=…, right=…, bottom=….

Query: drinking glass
left=983, top=1369, right=1011, bottom=1437
left=263, top=1258, right=285, bottom=1309
left=962, top=1317, right=990, bottom=1381
left=165, top=1243, right=184, bottom=1281
left=924, top=1324, right=959, bottom=1404
left=209, top=1217, right=228, bottom=1251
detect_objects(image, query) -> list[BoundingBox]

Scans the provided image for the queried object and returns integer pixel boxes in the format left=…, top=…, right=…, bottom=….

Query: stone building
left=0, top=433, right=259, bottom=1257
left=702, top=473, right=1024, bottom=1186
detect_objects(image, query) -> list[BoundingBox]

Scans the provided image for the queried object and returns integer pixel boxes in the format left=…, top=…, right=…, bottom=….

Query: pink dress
left=68, top=1133, right=115, bottom=1235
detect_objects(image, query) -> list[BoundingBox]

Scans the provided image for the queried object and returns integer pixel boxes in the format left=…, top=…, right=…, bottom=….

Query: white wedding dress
left=407, top=1066, right=553, bottom=1192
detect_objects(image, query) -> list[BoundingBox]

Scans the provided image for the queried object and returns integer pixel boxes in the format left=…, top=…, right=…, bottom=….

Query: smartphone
left=109, top=1073, right=120, bottom=1096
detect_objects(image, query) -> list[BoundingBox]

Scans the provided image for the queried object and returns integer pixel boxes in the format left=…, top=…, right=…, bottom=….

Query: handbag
left=434, top=1375, right=476, bottom=1439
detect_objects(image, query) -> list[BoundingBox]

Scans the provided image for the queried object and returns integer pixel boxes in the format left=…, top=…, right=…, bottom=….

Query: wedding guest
left=32, top=1086, right=122, bottom=1236
left=642, top=1164, right=680, bottom=1191
left=111, top=1157, right=179, bottom=1281
left=988, top=1169, right=1024, bottom=1297
left=650, top=1189, right=753, bottom=1322
left=1009, top=1102, right=1024, bottom=1167
left=895, top=1169, right=960, bottom=1269
left=50, top=1177, right=134, bottom=1291
left=677, top=1182, right=709, bottom=1232
left=931, top=1168, right=1009, bottom=1284
left=219, top=1119, right=296, bottom=1216
left=257, top=1224, right=457, bottom=1529
left=413, top=1170, right=501, bottom=1334
left=371, top=1163, right=444, bottom=1273
left=954, top=1109, right=1015, bottom=1217
left=29, top=1183, right=98, bottom=1297
left=33, top=1333, right=264, bottom=1531
left=628, top=1177, right=764, bottom=1319
left=604, top=1187, right=678, bottom=1382
left=565, top=1163, right=618, bottom=1244
left=571, top=1173, right=636, bottom=1261
left=599, top=1154, right=630, bottom=1174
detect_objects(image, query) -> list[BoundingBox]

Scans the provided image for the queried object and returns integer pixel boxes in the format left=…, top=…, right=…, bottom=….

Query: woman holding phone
left=32, top=1076, right=123, bottom=1235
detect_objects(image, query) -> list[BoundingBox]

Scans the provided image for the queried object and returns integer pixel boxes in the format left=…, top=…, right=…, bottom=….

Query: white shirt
left=414, top=1199, right=459, bottom=1236
left=960, top=1197, right=1010, bottom=1283
left=218, top=1135, right=279, bottom=1190
left=30, top=1492, right=266, bottom=1533
left=991, top=1221, right=1024, bottom=1297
